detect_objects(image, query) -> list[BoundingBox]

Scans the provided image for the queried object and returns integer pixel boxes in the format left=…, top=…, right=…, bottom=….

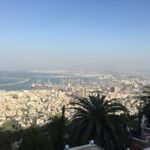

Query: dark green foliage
left=0, top=132, right=13, bottom=150
left=127, top=120, right=139, bottom=130
left=18, top=127, right=53, bottom=150
left=138, top=86, right=150, bottom=112
left=139, top=86, right=150, bottom=123
left=0, top=120, right=21, bottom=132
left=0, top=127, right=53, bottom=150
left=139, top=102, right=150, bottom=126
left=42, top=106, right=69, bottom=150
left=70, top=95, right=129, bottom=150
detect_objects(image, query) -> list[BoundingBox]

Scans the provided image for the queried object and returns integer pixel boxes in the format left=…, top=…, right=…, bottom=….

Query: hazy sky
left=0, top=0, right=150, bottom=72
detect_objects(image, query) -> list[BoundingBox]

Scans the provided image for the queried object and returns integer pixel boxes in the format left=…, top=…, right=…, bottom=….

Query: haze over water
left=0, top=71, right=95, bottom=91
left=0, top=71, right=63, bottom=91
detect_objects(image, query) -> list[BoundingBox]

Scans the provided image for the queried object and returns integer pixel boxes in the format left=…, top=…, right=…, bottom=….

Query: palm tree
left=138, top=86, right=150, bottom=122
left=139, top=86, right=150, bottom=126
left=70, top=94, right=129, bottom=150
left=138, top=85, right=150, bottom=112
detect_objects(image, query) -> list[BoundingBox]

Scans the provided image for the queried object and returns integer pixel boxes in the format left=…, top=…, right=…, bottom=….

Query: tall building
left=68, top=82, right=71, bottom=88
left=80, top=87, right=87, bottom=98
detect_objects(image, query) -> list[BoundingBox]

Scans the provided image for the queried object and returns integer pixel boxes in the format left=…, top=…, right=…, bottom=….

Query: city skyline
left=0, top=0, right=150, bottom=72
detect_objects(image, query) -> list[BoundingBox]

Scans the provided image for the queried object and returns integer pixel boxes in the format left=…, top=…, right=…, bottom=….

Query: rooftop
left=68, top=144, right=104, bottom=150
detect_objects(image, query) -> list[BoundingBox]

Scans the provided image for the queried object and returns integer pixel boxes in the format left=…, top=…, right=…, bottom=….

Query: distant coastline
left=0, top=77, right=30, bottom=87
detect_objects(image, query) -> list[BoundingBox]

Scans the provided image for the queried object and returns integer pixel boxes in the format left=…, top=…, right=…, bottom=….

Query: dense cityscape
left=0, top=71, right=150, bottom=150
left=1, top=0, right=150, bottom=149
left=0, top=71, right=149, bottom=128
